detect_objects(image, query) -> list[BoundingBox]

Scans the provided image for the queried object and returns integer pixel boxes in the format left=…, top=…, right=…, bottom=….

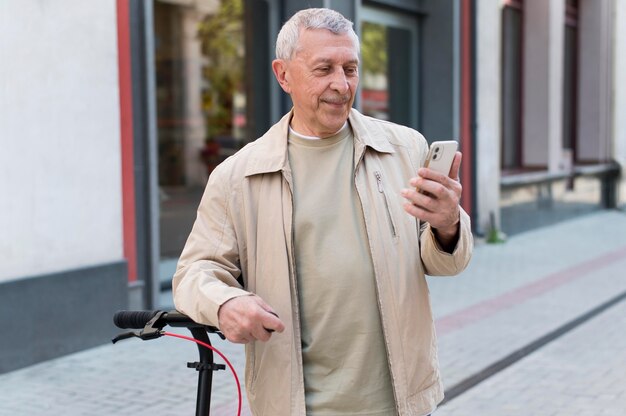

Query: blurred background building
left=1, top=0, right=625, bottom=373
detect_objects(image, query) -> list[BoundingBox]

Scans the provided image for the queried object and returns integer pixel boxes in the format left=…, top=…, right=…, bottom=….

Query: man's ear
left=272, top=59, right=291, bottom=94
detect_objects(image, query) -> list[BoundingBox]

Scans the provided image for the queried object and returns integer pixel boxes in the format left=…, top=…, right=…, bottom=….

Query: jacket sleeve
left=419, top=207, right=473, bottom=276
left=172, top=166, right=251, bottom=327
left=405, top=130, right=473, bottom=276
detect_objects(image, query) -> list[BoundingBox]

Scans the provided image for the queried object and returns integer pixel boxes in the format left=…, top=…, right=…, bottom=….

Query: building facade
left=0, top=1, right=128, bottom=373
left=477, top=0, right=625, bottom=236
left=1, top=0, right=624, bottom=372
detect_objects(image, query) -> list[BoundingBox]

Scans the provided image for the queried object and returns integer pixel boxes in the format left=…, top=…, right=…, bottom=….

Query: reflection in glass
left=361, top=21, right=389, bottom=120
left=154, top=0, right=246, bottom=268
left=198, top=0, right=246, bottom=174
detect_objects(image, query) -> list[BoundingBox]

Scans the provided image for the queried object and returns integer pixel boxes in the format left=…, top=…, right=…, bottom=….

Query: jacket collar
left=244, top=111, right=292, bottom=177
left=244, top=108, right=395, bottom=177
left=349, top=108, right=395, bottom=158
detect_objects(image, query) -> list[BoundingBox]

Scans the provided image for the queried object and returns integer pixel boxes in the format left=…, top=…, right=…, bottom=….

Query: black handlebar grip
left=113, top=310, right=160, bottom=329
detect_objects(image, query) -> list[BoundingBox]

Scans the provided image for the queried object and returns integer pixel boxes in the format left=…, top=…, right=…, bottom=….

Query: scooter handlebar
left=113, top=310, right=219, bottom=332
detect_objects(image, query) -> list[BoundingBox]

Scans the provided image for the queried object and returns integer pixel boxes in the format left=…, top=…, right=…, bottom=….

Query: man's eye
left=316, top=67, right=330, bottom=73
left=345, top=67, right=358, bottom=75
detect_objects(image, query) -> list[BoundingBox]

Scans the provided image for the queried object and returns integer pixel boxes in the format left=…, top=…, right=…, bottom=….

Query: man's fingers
left=262, top=310, right=285, bottom=333
left=218, top=295, right=284, bottom=343
left=448, top=151, right=462, bottom=179
left=253, top=297, right=286, bottom=333
left=246, top=309, right=284, bottom=342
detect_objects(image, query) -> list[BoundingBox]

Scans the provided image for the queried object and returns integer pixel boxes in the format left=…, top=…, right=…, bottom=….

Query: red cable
left=163, top=332, right=242, bottom=416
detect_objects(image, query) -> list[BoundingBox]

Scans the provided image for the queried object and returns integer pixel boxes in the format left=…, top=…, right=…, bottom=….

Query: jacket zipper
left=357, top=170, right=400, bottom=414
left=375, top=171, right=397, bottom=238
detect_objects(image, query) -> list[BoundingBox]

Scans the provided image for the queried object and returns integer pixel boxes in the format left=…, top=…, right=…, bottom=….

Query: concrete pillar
left=475, top=0, right=502, bottom=233
left=578, top=0, right=614, bottom=163
left=522, top=0, right=565, bottom=171
left=614, top=0, right=626, bottom=167
left=614, top=0, right=626, bottom=206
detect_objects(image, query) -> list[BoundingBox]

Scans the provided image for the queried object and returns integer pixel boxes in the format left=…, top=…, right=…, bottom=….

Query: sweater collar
left=244, top=108, right=395, bottom=177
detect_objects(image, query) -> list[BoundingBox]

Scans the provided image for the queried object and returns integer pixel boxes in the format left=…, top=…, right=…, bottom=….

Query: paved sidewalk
left=1, top=209, right=625, bottom=415
left=435, top=298, right=626, bottom=416
left=430, top=209, right=626, bottom=394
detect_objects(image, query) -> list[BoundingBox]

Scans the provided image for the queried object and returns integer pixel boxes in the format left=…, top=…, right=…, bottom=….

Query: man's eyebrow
left=312, top=58, right=360, bottom=65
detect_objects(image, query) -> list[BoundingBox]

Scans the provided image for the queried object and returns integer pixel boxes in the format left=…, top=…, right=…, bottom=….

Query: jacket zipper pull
left=375, top=171, right=384, bottom=193
left=374, top=171, right=397, bottom=238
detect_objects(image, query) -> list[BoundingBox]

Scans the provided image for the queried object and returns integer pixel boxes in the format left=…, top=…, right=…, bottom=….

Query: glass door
left=154, top=0, right=248, bottom=291
left=359, top=7, right=419, bottom=129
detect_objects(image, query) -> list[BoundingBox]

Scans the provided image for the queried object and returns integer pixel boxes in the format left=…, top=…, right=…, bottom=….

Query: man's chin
left=323, top=107, right=350, bottom=119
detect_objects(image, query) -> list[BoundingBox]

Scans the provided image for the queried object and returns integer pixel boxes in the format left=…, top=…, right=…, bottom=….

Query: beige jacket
left=173, top=109, right=473, bottom=416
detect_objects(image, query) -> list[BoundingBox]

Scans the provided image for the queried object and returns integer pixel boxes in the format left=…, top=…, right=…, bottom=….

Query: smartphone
left=424, top=140, right=458, bottom=176
left=417, top=141, right=458, bottom=195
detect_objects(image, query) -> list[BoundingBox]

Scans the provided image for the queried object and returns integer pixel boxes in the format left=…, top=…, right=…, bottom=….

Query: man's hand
left=401, top=151, right=463, bottom=250
left=217, top=295, right=285, bottom=343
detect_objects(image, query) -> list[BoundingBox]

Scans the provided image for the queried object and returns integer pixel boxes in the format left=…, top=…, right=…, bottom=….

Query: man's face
left=273, top=29, right=359, bottom=138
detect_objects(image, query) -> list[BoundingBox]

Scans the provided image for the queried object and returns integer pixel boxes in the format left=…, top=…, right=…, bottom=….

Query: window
left=501, top=0, right=524, bottom=171
left=562, top=0, right=578, bottom=160
left=361, top=21, right=389, bottom=121
left=154, top=0, right=248, bottom=263
left=360, top=7, right=419, bottom=129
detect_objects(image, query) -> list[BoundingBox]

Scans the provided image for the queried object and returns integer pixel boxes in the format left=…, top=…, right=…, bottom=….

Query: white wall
left=0, top=1, right=124, bottom=281
left=475, top=0, right=502, bottom=233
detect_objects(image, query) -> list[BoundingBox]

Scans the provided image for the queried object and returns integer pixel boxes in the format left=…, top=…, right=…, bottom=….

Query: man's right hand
left=217, top=295, right=285, bottom=343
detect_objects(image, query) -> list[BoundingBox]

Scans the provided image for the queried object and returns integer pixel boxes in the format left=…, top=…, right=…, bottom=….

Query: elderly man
left=173, top=8, right=472, bottom=416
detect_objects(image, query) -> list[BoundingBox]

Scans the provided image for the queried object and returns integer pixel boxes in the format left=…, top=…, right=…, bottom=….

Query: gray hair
left=275, top=8, right=360, bottom=60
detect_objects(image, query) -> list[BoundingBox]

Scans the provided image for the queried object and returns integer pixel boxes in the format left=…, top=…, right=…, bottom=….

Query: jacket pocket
left=374, top=171, right=398, bottom=239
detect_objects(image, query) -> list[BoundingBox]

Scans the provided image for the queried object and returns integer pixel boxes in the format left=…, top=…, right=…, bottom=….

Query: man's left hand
left=401, top=151, right=462, bottom=249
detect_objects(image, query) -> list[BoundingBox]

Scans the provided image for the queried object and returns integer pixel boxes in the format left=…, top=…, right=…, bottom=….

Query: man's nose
left=330, top=70, right=349, bottom=93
